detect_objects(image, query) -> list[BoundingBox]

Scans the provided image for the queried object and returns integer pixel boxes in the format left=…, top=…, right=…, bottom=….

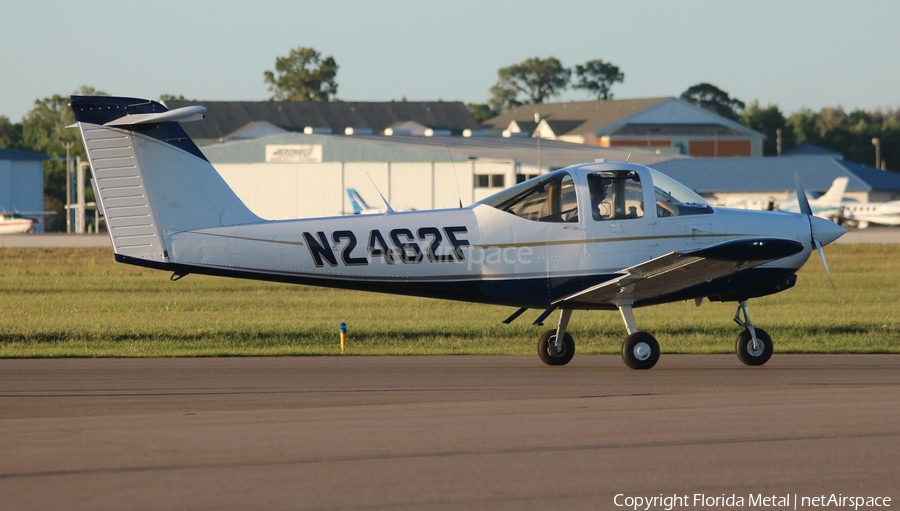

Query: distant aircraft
left=722, top=177, right=849, bottom=219
left=347, top=188, right=387, bottom=215
left=0, top=211, right=55, bottom=234
left=70, top=95, right=846, bottom=369
left=776, top=177, right=849, bottom=219
left=836, top=200, right=900, bottom=228
left=769, top=177, right=900, bottom=228
left=0, top=212, right=36, bottom=234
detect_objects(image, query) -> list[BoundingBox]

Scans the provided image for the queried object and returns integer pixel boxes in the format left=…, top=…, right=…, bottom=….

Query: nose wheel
left=733, top=301, right=773, bottom=366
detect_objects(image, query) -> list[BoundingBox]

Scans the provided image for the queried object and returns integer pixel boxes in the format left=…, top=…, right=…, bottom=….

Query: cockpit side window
left=653, top=186, right=714, bottom=217
left=482, top=171, right=579, bottom=222
left=588, top=171, right=643, bottom=221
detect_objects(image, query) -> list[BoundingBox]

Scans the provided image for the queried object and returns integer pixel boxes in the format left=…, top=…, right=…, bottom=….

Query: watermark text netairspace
left=614, top=493, right=891, bottom=511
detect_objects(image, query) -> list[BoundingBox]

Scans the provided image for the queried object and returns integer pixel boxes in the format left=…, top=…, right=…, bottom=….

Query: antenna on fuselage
left=626, top=152, right=632, bottom=162
left=447, top=146, right=463, bottom=208
left=366, top=172, right=395, bottom=214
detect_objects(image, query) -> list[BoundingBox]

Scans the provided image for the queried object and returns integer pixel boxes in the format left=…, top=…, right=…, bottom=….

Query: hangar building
left=0, top=148, right=48, bottom=232
left=200, top=134, right=678, bottom=219
left=482, top=97, right=766, bottom=157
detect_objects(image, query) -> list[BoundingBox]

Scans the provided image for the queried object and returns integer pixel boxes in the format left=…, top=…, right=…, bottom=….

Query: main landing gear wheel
left=537, top=330, right=575, bottom=366
left=735, top=328, right=773, bottom=366
left=621, top=332, right=660, bottom=370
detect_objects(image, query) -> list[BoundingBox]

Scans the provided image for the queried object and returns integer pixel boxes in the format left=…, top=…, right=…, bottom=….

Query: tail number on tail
left=302, top=227, right=470, bottom=267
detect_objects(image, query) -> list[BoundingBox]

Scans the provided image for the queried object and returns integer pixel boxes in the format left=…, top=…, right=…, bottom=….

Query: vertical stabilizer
left=817, top=177, right=849, bottom=204
left=70, top=96, right=262, bottom=264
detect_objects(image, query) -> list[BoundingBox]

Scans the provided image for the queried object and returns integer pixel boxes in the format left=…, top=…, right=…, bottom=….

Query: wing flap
left=556, top=238, right=803, bottom=307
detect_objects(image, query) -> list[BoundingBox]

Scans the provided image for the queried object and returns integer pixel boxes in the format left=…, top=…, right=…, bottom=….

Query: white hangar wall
left=212, top=160, right=516, bottom=219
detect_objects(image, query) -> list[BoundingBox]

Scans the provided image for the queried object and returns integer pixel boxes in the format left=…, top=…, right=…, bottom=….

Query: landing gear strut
left=733, top=300, right=773, bottom=366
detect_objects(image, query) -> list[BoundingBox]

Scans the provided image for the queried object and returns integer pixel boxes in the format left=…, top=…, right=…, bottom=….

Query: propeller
left=794, top=173, right=841, bottom=288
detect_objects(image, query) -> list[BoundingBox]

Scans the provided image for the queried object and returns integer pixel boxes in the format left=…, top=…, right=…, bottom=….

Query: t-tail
left=69, top=96, right=262, bottom=267
left=816, top=177, right=849, bottom=204
left=346, top=188, right=370, bottom=214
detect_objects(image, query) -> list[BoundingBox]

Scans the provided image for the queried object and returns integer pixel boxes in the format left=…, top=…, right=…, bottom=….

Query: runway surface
left=1, top=355, right=897, bottom=510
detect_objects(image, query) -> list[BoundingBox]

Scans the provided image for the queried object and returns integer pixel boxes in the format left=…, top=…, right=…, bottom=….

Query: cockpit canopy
left=477, top=164, right=712, bottom=222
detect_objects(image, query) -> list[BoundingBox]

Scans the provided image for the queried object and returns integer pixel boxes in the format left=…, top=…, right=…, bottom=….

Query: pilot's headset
left=589, top=175, right=610, bottom=197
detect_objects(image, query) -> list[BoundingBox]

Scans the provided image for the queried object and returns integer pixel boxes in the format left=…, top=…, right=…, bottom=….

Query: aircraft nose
left=809, top=215, right=846, bottom=246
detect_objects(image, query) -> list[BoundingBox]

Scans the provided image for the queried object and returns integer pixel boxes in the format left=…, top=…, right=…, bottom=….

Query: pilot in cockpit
left=588, top=175, right=612, bottom=220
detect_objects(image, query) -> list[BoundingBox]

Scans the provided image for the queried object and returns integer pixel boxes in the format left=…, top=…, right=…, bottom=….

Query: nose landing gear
left=733, top=300, right=773, bottom=366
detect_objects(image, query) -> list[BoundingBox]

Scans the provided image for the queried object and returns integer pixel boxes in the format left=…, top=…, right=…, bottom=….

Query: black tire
left=537, top=330, right=575, bottom=366
left=735, top=328, right=773, bottom=366
left=621, top=332, right=660, bottom=370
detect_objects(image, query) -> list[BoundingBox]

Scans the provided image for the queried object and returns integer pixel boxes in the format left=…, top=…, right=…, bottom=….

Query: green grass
left=1, top=245, right=898, bottom=357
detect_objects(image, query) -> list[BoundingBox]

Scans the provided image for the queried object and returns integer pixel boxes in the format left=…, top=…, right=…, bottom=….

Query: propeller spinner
left=794, top=174, right=846, bottom=287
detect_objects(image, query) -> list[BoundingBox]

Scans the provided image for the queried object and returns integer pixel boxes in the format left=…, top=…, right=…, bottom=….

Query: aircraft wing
left=554, top=238, right=803, bottom=307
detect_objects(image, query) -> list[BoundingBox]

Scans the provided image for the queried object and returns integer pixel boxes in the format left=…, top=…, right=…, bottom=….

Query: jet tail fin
left=346, top=188, right=369, bottom=214
left=70, top=96, right=262, bottom=265
left=817, top=177, right=849, bottom=204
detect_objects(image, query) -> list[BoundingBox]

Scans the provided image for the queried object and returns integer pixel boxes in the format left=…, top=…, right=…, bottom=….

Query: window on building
left=475, top=174, right=506, bottom=188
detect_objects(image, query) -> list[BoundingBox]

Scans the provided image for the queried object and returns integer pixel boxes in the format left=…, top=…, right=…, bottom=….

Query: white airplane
left=69, top=96, right=846, bottom=369
left=831, top=200, right=900, bottom=229
left=0, top=210, right=54, bottom=234
left=771, top=177, right=900, bottom=228
left=0, top=212, right=36, bottom=234
left=721, top=177, right=849, bottom=219
left=777, top=177, right=848, bottom=218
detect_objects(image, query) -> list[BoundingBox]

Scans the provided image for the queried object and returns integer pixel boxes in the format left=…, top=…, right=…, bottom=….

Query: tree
left=489, top=57, right=570, bottom=112
left=466, top=103, right=500, bottom=124
left=787, top=108, right=821, bottom=147
left=680, top=83, right=745, bottom=121
left=159, top=93, right=191, bottom=103
left=263, top=46, right=339, bottom=102
left=572, top=59, right=624, bottom=100
left=0, top=116, right=23, bottom=149
left=740, top=100, right=793, bottom=156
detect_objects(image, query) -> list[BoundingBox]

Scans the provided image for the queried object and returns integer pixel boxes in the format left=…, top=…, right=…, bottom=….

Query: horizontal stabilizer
left=104, top=106, right=206, bottom=126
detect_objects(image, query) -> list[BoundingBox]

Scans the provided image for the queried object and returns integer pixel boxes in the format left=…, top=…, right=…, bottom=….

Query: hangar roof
left=482, top=97, right=764, bottom=140
left=200, top=132, right=682, bottom=168
left=0, top=148, right=50, bottom=161
left=163, top=100, right=482, bottom=143
left=652, top=156, right=900, bottom=194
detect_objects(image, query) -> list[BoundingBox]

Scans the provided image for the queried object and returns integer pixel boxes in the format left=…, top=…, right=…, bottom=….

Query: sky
left=3, top=0, right=899, bottom=122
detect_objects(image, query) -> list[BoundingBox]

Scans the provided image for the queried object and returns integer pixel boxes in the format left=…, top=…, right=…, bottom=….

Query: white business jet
left=70, top=96, right=845, bottom=369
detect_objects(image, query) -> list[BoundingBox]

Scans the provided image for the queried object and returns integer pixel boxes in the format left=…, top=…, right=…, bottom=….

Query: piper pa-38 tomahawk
left=70, top=96, right=846, bottom=369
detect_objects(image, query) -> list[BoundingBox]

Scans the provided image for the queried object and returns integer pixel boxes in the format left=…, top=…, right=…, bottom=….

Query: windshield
left=649, top=169, right=708, bottom=205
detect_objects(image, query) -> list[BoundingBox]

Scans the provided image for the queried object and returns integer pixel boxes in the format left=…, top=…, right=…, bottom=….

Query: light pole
left=60, top=137, right=75, bottom=233
left=872, top=137, right=881, bottom=170
left=534, top=113, right=541, bottom=174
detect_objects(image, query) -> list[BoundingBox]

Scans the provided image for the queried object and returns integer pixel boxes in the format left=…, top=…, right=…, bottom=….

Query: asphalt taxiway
left=1, top=355, right=897, bottom=510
